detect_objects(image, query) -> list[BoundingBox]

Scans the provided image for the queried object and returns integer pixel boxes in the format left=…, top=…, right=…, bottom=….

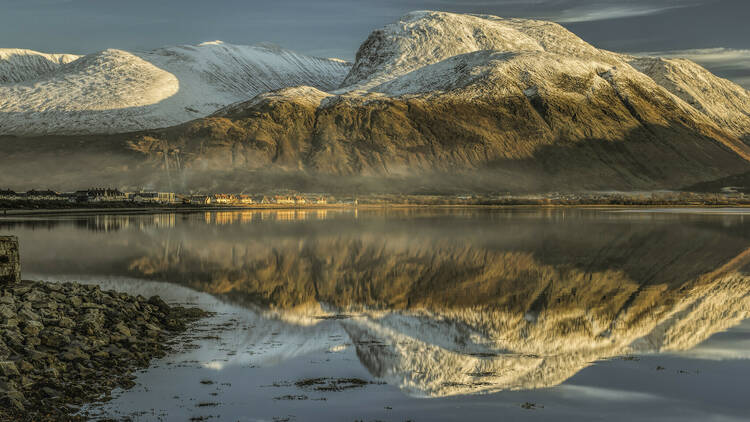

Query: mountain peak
left=339, top=11, right=617, bottom=91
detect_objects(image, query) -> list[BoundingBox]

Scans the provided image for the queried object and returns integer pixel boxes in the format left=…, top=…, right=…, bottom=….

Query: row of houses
left=1, top=189, right=331, bottom=206
left=0, top=189, right=177, bottom=204
left=187, top=194, right=328, bottom=206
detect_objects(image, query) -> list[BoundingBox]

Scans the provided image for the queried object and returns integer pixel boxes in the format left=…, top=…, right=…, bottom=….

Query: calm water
left=3, top=208, right=750, bottom=421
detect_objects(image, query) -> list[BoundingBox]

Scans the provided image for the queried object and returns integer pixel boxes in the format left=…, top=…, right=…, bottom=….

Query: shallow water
left=3, top=208, right=750, bottom=421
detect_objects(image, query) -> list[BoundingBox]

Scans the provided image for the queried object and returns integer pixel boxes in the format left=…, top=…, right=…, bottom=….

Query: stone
left=23, top=289, right=46, bottom=303
left=1, top=318, right=18, bottom=328
left=0, top=361, right=20, bottom=377
left=57, top=316, right=75, bottom=328
left=43, top=366, right=60, bottom=379
left=41, top=386, right=60, bottom=398
left=148, top=296, right=170, bottom=313
left=49, top=292, right=66, bottom=302
left=22, top=320, right=43, bottom=336
left=46, top=283, right=62, bottom=292
left=3, top=329, right=24, bottom=349
left=23, top=337, right=40, bottom=347
left=0, top=304, right=15, bottom=320
left=61, top=347, right=89, bottom=362
left=41, top=330, right=71, bottom=348
left=79, top=309, right=104, bottom=334
left=92, top=350, right=109, bottom=359
left=0, top=339, right=10, bottom=360
left=0, top=378, right=17, bottom=393
left=16, top=361, right=33, bottom=373
left=17, top=308, right=40, bottom=322
left=113, top=322, right=132, bottom=337
left=11, top=286, right=30, bottom=296
left=2, top=390, right=25, bottom=411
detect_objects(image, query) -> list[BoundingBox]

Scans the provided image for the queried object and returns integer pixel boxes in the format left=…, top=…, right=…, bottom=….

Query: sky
left=0, top=0, right=748, bottom=88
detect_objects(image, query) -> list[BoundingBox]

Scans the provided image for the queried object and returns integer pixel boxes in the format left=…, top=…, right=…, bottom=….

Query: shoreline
left=0, top=279, right=210, bottom=421
left=2, top=202, right=750, bottom=217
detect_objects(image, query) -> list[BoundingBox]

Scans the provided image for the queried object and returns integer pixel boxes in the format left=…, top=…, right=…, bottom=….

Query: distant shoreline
left=3, top=202, right=750, bottom=217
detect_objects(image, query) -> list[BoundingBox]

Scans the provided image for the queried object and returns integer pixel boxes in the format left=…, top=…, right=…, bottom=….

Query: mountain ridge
left=0, top=41, right=351, bottom=135
left=1, top=11, right=749, bottom=193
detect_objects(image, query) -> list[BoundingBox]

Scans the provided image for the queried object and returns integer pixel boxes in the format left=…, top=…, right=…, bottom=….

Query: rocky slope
left=0, top=42, right=351, bottom=135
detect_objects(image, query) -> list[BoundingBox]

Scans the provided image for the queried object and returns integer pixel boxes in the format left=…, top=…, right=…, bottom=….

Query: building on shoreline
left=75, top=188, right=126, bottom=202
left=0, top=190, right=21, bottom=200
left=188, top=195, right=212, bottom=205
left=213, top=194, right=237, bottom=205
left=273, top=195, right=295, bottom=205
left=1, top=188, right=341, bottom=207
left=25, top=190, right=65, bottom=201
left=133, top=192, right=176, bottom=204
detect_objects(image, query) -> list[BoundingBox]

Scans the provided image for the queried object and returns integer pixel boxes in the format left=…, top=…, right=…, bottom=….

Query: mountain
left=1, top=11, right=750, bottom=193
left=0, top=42, right=351, bottom=135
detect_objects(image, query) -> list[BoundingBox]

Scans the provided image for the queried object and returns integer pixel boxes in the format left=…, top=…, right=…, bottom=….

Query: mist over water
left=3, top=208, right=750, bottom=420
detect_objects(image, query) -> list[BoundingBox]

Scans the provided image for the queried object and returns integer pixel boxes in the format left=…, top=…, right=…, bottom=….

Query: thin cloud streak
left=553, top=4, right=689, bottom=23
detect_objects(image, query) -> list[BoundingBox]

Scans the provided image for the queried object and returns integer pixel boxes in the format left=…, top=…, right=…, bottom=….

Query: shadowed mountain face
left=6, top=209, right=750, bottom=396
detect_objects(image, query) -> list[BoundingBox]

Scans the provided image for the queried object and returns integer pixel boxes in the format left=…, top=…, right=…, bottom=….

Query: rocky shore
left=0, top=279, right=210, bottom=421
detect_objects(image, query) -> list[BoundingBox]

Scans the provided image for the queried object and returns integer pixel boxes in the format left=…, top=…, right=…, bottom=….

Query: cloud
left=553, top=4, right=689, bottom=23
left=637, top=47, right=750, bottom=89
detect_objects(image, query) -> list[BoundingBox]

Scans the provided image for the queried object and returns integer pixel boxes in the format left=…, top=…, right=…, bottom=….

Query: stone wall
left=0, top=235, right=20, bottom=284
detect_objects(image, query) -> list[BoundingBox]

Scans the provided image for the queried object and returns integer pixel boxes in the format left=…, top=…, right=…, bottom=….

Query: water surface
left=3, top=208, right=750, bottom=421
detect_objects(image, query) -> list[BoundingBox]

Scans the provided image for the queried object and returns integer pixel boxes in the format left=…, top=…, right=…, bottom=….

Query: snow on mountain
left=0, top=48, right=79, bottom=83
left=336, top=10, right=749, bottom=142
left=629, top=56, right=750, bottom=139
left=1, top=9, right=748, bottom=147
left=338, top=10, right=620, bottom=92
left=0, top=42, right=351, bottom=135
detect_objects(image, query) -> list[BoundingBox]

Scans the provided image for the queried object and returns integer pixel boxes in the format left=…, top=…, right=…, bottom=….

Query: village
left=0, top=188, right=335, bottom=207
left=1, top=188, right=750, bottom=209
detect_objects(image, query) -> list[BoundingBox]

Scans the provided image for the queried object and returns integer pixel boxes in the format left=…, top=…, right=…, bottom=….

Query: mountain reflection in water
left=4, top=208, right=750, bottom=397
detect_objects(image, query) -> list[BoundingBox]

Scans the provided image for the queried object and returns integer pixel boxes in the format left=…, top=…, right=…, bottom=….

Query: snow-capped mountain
left=336, top=11, right=749, bottom=140
left=2, top=11, right=750, bottom=193
left=0, top=41, right=351, bottom=135
left=338, top=10, right=621, bottom=92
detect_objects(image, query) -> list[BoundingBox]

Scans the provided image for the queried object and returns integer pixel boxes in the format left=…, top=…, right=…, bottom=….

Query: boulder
left=0, top=361, right=20, bottom=377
